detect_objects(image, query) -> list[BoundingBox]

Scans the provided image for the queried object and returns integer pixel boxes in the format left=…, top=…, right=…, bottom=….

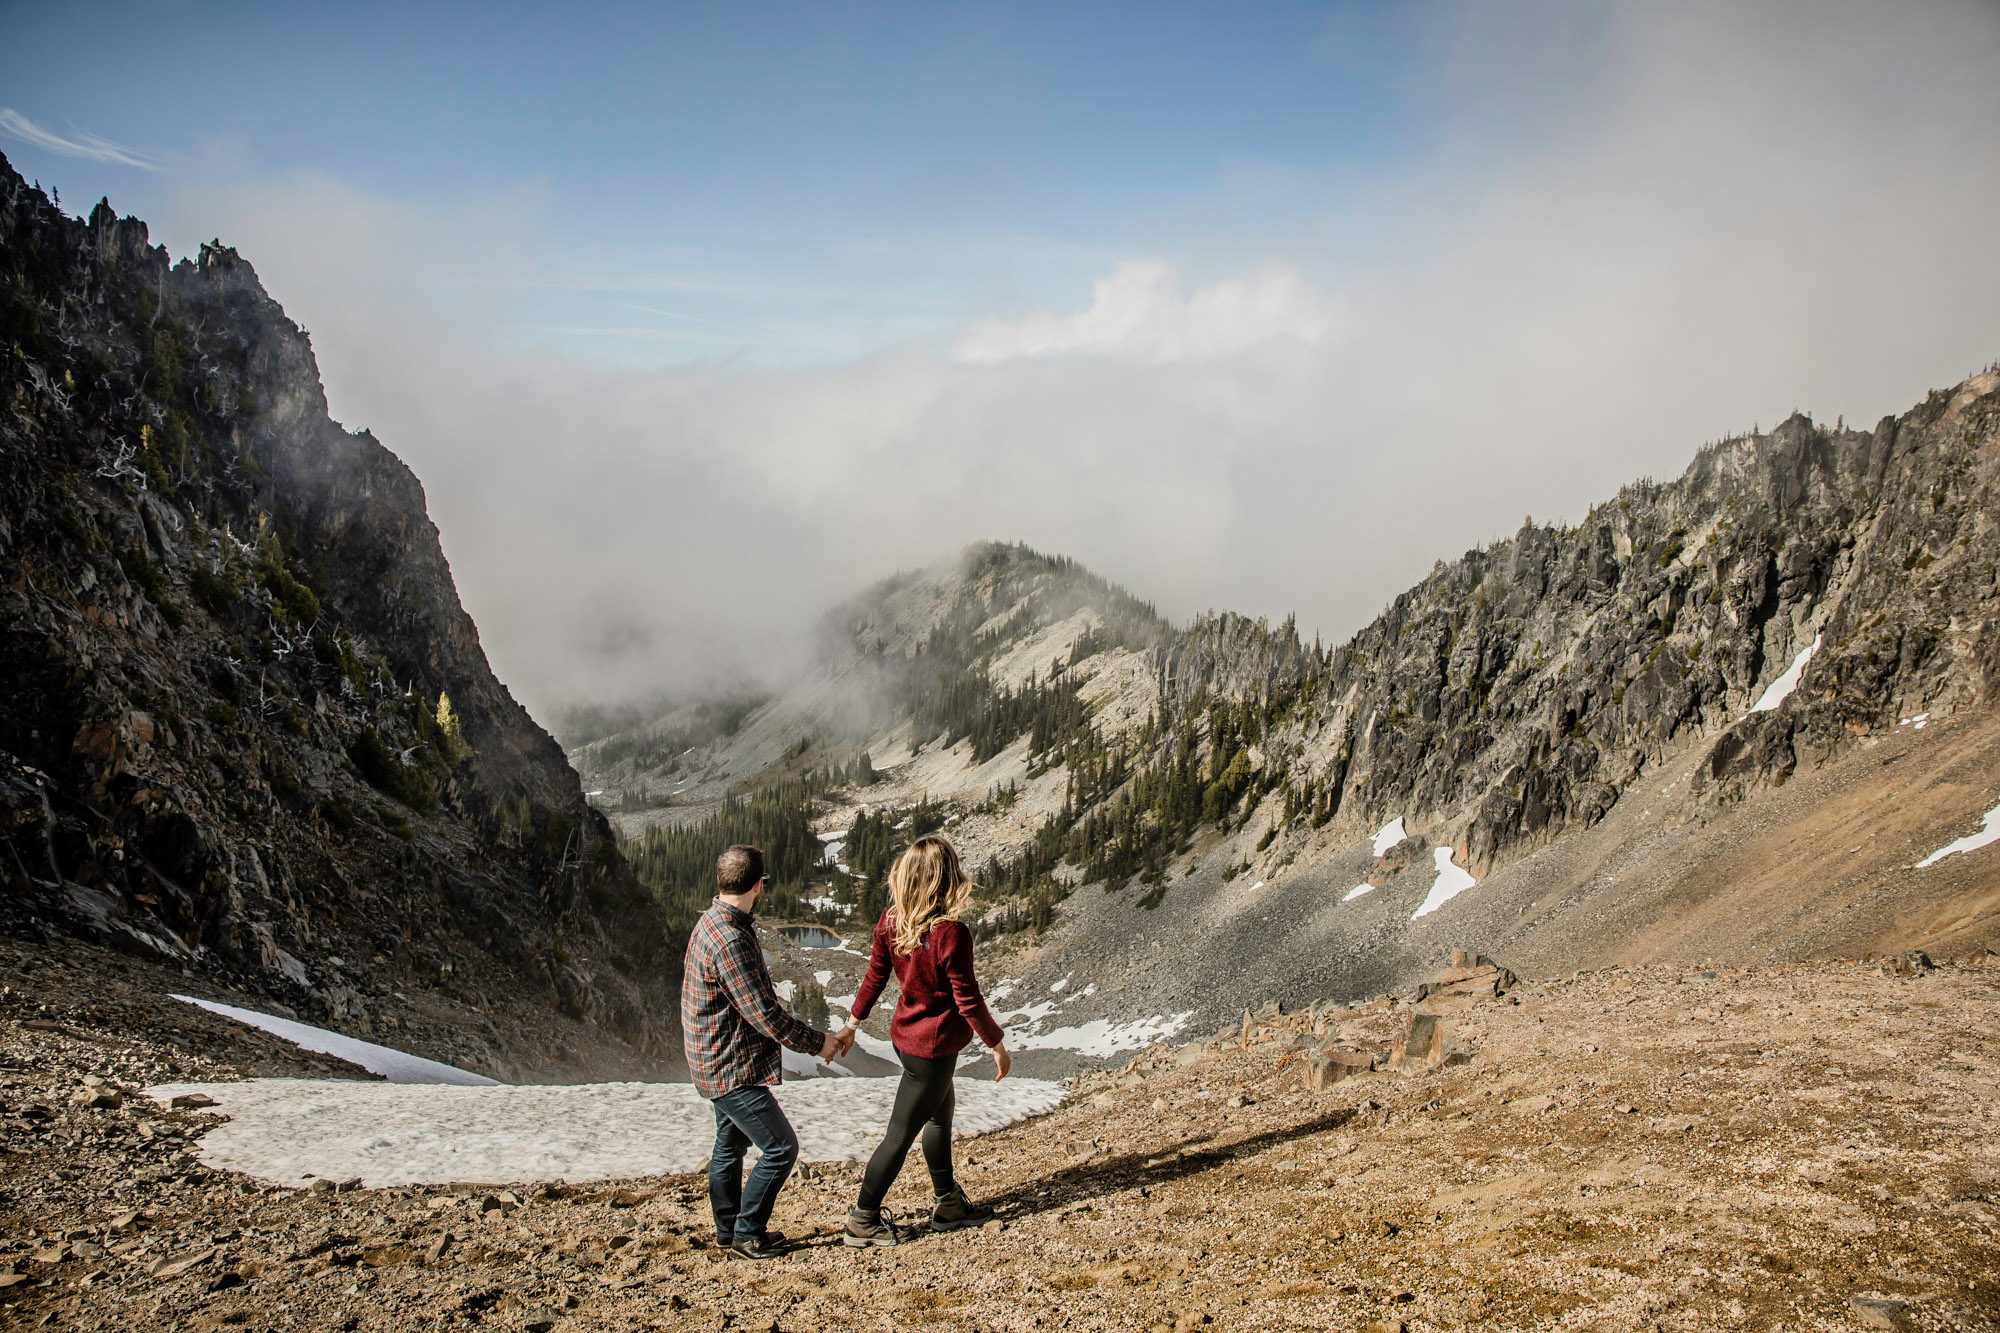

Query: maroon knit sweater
left=849, top=912, right=1005, bottom=1059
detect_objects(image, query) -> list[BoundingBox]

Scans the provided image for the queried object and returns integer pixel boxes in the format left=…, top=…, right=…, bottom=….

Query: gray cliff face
left=0, top=160, right=675, bottom=1079
left=1175, top=372, right=2000, bottom=873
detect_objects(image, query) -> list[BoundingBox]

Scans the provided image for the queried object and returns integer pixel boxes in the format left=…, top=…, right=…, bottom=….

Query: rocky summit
left=0, top=158, right=675, bottom=1080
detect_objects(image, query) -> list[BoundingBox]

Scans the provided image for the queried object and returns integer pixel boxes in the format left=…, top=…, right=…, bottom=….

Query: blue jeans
left=708, top=1085, right=800, bottom=1242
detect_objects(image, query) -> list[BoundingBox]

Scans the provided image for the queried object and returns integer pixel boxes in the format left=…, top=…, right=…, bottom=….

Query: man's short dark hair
left=717, top=844, right=766, bottom=897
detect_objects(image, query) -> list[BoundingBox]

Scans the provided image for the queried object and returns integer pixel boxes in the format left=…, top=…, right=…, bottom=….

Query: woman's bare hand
left=992, top=1043, right=1010, bottom=1082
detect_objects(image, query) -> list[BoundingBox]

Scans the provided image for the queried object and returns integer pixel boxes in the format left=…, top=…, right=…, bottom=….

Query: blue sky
left=3, top=1, right=1421, bottom=364
left=4, top=2, right=1998, bottom=717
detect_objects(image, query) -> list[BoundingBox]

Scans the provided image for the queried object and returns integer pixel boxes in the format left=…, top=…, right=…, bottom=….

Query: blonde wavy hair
left=888, top=834, right=974, bottom=957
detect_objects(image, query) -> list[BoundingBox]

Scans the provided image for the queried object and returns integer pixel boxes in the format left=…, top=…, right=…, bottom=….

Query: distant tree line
left=622, top=771, right=840, bottom=935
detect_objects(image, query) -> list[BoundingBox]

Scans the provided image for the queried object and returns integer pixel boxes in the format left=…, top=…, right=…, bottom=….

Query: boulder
left=1392, top=1013, right=1444, bottom=1072
left=1881, top=952, right=1933, bottom=978
left=1303, top=1048, right=1375, bottom=1091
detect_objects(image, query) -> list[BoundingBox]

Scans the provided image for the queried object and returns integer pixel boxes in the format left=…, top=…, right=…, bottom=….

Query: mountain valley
left=3, top=159, right=1999, bottom=1333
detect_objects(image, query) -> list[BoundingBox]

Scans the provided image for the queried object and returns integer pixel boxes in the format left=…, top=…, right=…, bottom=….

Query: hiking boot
left=728, top=1232, right=790, bottom=1261
left=717, top=1228, right=787, bottom=1250
left=843, top=1207, right=905, bottom=1247
left=929, top=1188, right=994, bottom=1231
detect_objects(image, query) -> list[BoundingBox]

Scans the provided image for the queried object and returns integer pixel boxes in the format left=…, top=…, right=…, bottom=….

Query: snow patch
left=774, top=980, right=796, bottom=1001
left=1915, top=800, right=2000, bottom=868
left=1409, top=848, right=1478, bottom=920
left=1246, top=880, right=1266, bottom=892
left=172, top=996, right=497, bottom=1087
left=813, top=970, right=834, bottom=987
left=143, top=1075, right=1064, bottom=1188
left=1900, top=712, right=1930, bottom=730
left=1747, top=634, right=1822, bottom=715
left=1048, top=975, right=1070, bottom=993
left=1371, top=817, right=1407, bottom=858
left=1343, top=884, right=1375, bottom=902
left=1003, top=1012, right=1195, bottom=1059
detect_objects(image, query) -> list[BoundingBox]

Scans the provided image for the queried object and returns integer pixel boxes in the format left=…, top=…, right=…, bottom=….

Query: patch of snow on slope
left=813, top=970, right=834, bottom=987
left=1003, top=1012, right=1195, bottom=1059
left=1410, top=848, right=1478, bottom=920
left=1915, top=800, right=2000, bottom=868
left=172, top=996, right=497, bottom=1086
left=1246, top=880, right=1266, bottom=892
left=1343, top=884, right=1374, bottom=902
left=1747, top=634, right=1822, bottom=715
left=1049, top=975, right=1070, bottom=993
left=143, top=1076, right=1064, bottom=1188
left=1371, top=817, right=1407, bottom=858
left=1000, top=1000, right=1060, bottom=1030
left=774, top=980, right=796, bottom=1001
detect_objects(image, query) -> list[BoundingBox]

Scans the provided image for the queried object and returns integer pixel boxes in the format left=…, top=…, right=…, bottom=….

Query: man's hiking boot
left=929, top=1188, right=995, bottom=1231
left=728, top=1232, right=790, bottom=1261
left=843, top=1207, right=905, bottom=1247
left=719, top=1228, right=787, bottom=1250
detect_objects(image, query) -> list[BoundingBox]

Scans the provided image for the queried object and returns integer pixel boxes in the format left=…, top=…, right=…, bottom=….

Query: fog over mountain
left=82, top=0, right=2000, bottom=724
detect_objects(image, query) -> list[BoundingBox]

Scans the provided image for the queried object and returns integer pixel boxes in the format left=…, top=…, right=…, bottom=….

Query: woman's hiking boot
left=843, top=1207, right=905, bottom=1247
left=928, top=1188, right=994, bottom=1231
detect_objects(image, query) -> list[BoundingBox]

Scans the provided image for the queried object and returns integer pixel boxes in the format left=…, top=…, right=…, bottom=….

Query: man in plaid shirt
left=682, top=843, right=842, bottom=1260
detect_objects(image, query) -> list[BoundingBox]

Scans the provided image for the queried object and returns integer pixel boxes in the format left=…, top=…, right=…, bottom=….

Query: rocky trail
left=5, top=950, right=1996, bottom=1333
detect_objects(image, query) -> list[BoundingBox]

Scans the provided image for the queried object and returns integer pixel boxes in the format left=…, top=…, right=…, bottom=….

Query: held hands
left=834, top=1024, right=859, bottom=1059
left=991, top=1042, right=1010, bottom=1082
left=817, top=1030, right=841, bottom=1062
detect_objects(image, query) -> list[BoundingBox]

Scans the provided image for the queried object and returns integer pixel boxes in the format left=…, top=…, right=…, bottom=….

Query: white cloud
left=0, top=108, right=161, bottom=171
left=953, top=259, right=1332, bottom=365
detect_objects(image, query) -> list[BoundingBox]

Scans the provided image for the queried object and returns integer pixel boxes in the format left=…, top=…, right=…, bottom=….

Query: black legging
left=856, top=1048, right=957, bottom=1212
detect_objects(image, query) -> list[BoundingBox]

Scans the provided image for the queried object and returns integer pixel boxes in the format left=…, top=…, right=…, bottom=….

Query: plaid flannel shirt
left=681, top=898, right=826, bottom=1100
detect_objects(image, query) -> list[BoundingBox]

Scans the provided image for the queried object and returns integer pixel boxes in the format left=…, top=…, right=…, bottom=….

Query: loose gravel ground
left=4, top=955, right=1996, bottom=1332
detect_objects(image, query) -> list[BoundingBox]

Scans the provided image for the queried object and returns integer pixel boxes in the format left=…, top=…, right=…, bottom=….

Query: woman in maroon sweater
left=837, top=834, right=1009, bottom=1246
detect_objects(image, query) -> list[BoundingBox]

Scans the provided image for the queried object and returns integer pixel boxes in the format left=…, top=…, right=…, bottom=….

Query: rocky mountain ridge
left=1195, top=372, right=2000, bottom=880
left=574, top=541, right=1169, bottom=837
left=0, top=158, right=676, bottom=1080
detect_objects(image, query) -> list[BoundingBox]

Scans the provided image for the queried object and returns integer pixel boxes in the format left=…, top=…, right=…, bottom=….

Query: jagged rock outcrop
left=1178, top=371, right=2000, bottom=873
left=1163, top=610, right=1312, bottom=702
left=0, top=157, right=675, bottom=1078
